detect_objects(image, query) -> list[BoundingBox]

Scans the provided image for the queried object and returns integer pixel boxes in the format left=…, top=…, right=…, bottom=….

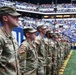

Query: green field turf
left=63, top=50, right=76, bottom=75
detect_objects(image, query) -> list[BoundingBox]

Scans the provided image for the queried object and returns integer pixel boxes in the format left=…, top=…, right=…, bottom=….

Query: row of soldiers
left=0, top=6, right=71, bottom=75
left=18, top=25, right=71, bottom=75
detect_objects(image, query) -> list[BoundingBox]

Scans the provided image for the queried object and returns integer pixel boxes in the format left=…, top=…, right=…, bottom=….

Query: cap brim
left=41, top=26, right=47, bottom=29
left=9, top=12, right=21, bottom=17
left=29, top=29, right=37, bottom=33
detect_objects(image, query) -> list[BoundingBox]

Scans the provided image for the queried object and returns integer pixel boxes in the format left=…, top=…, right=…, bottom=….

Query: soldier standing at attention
left=18, top=26, right=38, bottom=75
left=34, top=24, right=47, bottom=75
left=44, top=30, right=53, bottom=75
left=51, top=34, right=58, bottom=75
left=0, top=6, right=21, bottom=75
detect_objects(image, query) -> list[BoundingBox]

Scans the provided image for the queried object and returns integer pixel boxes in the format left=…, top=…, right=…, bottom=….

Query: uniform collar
left=38, top=34, right=44, bottom=40
left=1, top=27, right=13, bottom=39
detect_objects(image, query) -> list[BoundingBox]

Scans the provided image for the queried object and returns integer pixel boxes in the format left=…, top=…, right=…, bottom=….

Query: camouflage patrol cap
left=46, top=30, right=51, bottom=34
left=55, top=31, right=59, bottom=34
left=37, top=24, right=46, bottom=29
left=0, top=6, right=21, bottom=16
left=52, top=34, right=57, bottom=37
left=23, top=26, right=37, bottom=33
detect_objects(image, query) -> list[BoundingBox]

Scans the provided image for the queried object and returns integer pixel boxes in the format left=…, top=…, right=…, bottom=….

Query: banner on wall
left=12, top=27, right=25, bottom=46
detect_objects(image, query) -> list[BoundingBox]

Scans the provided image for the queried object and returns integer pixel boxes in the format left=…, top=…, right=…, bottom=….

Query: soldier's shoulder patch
left=19, top=50, right=25, bottom=54
left=18, top=45, right=26, bottom=54
left=45, top=41, right=49, bottom=45
left=44, top=39, right=48, bottom=45
left=35, top=40, right=40, bottom=45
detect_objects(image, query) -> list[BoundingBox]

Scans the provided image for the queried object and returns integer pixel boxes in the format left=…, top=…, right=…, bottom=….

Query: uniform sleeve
left=0, top=43, right=3, bottom=60
left=18, top=45, right=27, bottom=61
left=18, top=44, right=27, bottom=74
left=34, top=39, right=40, bottom=52
left=0, top=36, right=5, bottom=63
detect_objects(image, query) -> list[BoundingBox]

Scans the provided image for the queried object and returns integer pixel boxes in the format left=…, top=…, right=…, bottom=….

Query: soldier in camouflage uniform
left=67, top=40, right=71, bottom=55
left=0, top=6, right=21, bottom=75
left=51, top=34, right=58, bottom=75
left=18, top=26, right=38, bottom=75
left=34, top=25, right=47, bottom=75
left=55, top=33, right=63, bottom=70
left=62, top=38, right=67, bottom=59
left=59, top=35, right=65, bottom=64
left=44, top=30, right=53, bottom=75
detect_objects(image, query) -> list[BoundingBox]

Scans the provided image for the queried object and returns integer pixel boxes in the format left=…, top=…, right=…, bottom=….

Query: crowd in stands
left=0, top=0, right=76, bottom=13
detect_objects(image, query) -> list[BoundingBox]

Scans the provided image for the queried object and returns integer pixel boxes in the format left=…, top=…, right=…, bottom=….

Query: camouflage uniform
left=44, top=37, right=52, bottom=75
left=59, top=37, right=65, bottom=63
left=62, top=37, right=71, bottom=61
left=63, top=39, right=67, bottom=59
left=18, top=26, right=38, bottom=75
left=51, top=34, right=58, bottom=75
left=35, top=35, right=47, bottom=75
left=56, top=38, right=61, bottom=71
left=18, top=40, right=38, bottom=75
left=0, top=27, right=20, bottom=75
left=67, top=40, right=71, bottom=55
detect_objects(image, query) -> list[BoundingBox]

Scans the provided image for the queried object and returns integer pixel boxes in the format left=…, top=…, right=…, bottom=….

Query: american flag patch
left=19, top=50, right=25, bottom=54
